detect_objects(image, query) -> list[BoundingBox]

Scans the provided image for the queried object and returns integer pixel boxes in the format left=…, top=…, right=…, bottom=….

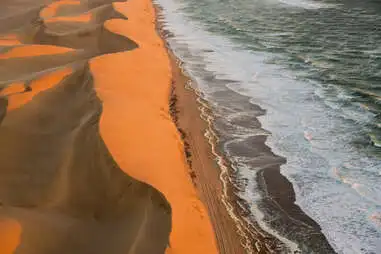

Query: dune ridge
left=0, top=0, right=221, bottom=253
left=91, top=0, right=219, bottom=253
left=0, top=0, right=176, bottom=253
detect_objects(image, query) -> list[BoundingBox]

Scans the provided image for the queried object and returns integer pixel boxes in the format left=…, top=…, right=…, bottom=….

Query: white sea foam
left=155, top=0, right=381, bottom=252
left=277, top=0, right=337, bottom=9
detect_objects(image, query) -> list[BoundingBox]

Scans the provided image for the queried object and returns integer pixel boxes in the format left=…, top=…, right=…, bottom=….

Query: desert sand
left=91, top=0, right=219, bottom=253
left=0, top=0, right=238, bottom=253
left=0, top=0, right=171, bottom=253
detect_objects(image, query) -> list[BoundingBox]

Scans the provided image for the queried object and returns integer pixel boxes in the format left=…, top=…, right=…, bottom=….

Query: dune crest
left=92, top=0, right=219, bottom=253
left=0, top=0, right=178, bottom=253
left=1, top=68, right=73, bottom=111
left=40, top=1, right=82, bottom=19
left=0, top=45, right=74, bottom=59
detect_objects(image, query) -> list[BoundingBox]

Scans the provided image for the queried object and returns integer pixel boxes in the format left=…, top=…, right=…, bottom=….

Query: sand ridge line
left=40, top=0, right=93, bottom=24
left=0, top=63, right=171, bottom=253
left=44, top=13, right=92, bottom=23
left=0, top=34, right=22, bottom=46
left=0, top=68, right=73, bottom=111
left=0, top=0, right=171, bottom=253
left=91, top=0, right=219, bottom=253
left=40, top=0, right=82, bottom=18
left=0, top=45, right=75, bottom=59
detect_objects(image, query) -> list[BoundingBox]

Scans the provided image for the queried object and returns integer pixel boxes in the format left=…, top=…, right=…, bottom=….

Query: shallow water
left=156, top=0, right=381, bottom=253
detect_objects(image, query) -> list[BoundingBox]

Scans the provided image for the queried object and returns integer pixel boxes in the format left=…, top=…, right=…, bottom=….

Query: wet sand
left=158, top=5, right=337, bottom=254
left=167, top=53, right=254, bottom=254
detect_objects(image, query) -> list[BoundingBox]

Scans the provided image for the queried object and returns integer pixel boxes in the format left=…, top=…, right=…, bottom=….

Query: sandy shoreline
left=155, top=5, right=278, bottom=251
left=156, top=3, right=337, bottom=254
left=164, top=39, right=336, bottom=253
left=167, top=51, right=248, bottom=254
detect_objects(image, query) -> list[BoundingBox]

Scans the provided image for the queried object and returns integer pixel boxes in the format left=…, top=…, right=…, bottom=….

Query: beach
left=153, top=0, right=381, bottom=251
left=0, top=0, right=253, bottom=253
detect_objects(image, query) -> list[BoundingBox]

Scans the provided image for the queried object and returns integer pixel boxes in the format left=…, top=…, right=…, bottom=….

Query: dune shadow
left=0, top=0, right=172, bottom=253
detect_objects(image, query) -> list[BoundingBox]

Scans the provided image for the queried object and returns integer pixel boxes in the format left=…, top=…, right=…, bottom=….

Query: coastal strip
left=167, top=53, right=252, bottom=254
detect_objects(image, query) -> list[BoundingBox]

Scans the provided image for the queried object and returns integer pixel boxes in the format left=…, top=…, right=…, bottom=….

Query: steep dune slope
left=0, top=0, right=172, bottom=253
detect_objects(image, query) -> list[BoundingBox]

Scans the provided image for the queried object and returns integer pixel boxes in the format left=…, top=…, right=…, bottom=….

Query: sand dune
left=91, top=0, right=219, bottom=253
left=0, top=0, right=221, bottom=253
left=0, top=0, right=174, bottom=253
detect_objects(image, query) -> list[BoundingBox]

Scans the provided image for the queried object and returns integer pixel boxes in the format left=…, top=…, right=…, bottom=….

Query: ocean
left=155, top=0, right=381, bottom=253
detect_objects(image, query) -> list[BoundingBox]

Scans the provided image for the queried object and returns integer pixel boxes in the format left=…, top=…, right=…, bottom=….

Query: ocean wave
left=276, top=0, right=337, bottom=9
left=155, top=0, right=381, bottom=252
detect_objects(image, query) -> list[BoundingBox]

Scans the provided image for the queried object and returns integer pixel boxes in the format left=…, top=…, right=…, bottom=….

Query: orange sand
left=40, top=0, right=81, bottom=18
left=0, top=218, right=21, bottom=254
left=0, top=45, right=74, bottom=59
left=0, top=35, right=21, bottom=46
left=0, top=40, right=21, bottom=46
left=90, top=0, right=218, bottom=253
left=1, top=68, right=72, bottom=111
left=44, top=13, right=92, bottom=23
left=0, top=82, right=25, bottom=97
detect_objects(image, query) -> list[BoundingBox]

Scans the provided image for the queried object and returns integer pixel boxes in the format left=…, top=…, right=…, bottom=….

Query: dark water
left=157, top=0, right=381, bottom=253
